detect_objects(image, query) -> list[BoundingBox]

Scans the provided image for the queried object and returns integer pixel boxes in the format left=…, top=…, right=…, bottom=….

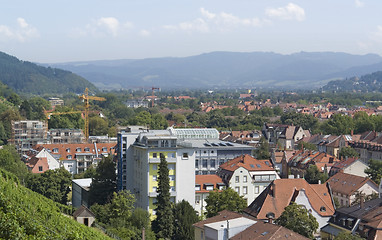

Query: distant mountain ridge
left=48, top=51, right=382, bottom=90
left=0, top=52, right=97, bottom=95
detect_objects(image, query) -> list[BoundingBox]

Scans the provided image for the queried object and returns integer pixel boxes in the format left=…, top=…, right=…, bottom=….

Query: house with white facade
left=217, top=154, right=279, bottom=206
left=195, top=174, right=225, bottom=216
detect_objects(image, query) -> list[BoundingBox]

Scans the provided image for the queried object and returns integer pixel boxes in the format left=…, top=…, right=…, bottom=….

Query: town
left=2, top=84, right=382, bottom=239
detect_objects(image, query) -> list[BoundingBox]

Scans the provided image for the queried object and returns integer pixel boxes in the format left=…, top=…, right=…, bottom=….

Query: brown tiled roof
left=244, top=178, right=335, bottom=219
left=219, top=154, right=274, bottom=172
left=193, top=210, right=244, bottom=229
left=230, top=221, right=310, bottom=240
left=73, top=205, right=95, bottom=218
left=326, top=172, right=377, bottom=196
left=195, top=175, right=224, bottom=193
left=284, top=126, right=296, bottom=139
left=33, top=143, right=116, bottom=161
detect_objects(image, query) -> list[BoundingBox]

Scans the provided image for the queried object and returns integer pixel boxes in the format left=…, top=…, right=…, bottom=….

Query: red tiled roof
left=245, top=178, right=335, bottom=219
left=326, top=172, right=378, bottom=196
left=193, top=210, right=245, bottom=229
left=219, top=154, right=274, bottom=172
left=195, top=175, right=224, bottom=193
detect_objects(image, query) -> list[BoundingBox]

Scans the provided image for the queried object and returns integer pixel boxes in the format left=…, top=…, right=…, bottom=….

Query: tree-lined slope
left=0, top=168, right=110, bottom=240
left=0, top=52, right=97, bottom=94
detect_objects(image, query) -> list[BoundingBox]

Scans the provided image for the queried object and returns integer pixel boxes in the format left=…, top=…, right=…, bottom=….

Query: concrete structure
left=217, top=154, right=279, bottom=205
left=72, top=178, right=92, bottom=208
left=73, top=205, right=95, bottom=227
left=126, top=99, right=149, bottom=108
left=10, top=120, right=48, bottom=155
left=48, top=129, right=85, bottom=144
left=48, top=97, right=64, bottom=107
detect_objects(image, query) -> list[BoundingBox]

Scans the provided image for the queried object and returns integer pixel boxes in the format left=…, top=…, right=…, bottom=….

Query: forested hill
left=0, top=168, right=111, bottom=239
left=0, top=52, right=98, bottom=95
left=322, top=71, right=382, bottom=92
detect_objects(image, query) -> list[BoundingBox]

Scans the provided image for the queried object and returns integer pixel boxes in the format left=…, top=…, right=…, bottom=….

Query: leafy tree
left=7, top=93, right=21, bottom=106
left=334, top=232, right=363, bottom=240
left=89, top=155, right=117, bottom=205
left=254, top=136, right=270, bottom=160
left=28, top=97, right=51, bottom=120
left=152, top=154, right=174, bottom=239
left=304, top=165, right=328, bottom=184
left=26, top=167, right=72, bottom=204
left=73, top=165, right=97, bottom=179
left=0, top=145, right=28, bottom=181
left=89, top=115, right=108, bottom=136
left=173, top=200, right=199, bottom=240
left=151, top=113, right=168, bottom=129
left=275, top=202, right=319, bottom=239
left=338, top=147, right=359, bottom=160
left=19, top=100, right=32, bottom=119
left=321, top=114, right=354, bottom=135
left=205, top=187, right=247, bottom=218
left=297, top=141, right=317, bottom=151
left=0, top=108, right=21, bottom=143
left=354, top=111, right=375, bottom=134
left=365, top=159, right=382, bottom=185
left=280, top=112, right=318, bottom=132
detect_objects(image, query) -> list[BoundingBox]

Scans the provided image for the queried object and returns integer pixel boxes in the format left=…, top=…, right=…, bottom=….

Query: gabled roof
left=326, top=172, right=378, bottom=195
left=193, top=210, right=244, bottom=229
left=219, top=154, right=274, bottom=172
left=73, top=205, right=95, bottom=218
left=195, top=175, right=224, bottom=193
left=244, top=178, right=335, bottom=219
left=230, top=221, right=310, bottom=240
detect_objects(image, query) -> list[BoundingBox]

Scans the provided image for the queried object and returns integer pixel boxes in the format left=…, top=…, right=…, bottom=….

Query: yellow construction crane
left=79, top=88, right=106, bottom=140
left=45, top=110, right=82, bottom=120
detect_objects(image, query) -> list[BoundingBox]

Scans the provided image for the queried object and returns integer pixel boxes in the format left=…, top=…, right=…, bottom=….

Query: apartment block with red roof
left=195, top=174, right=225, bottom=216
left=217, top=154, right=279, bottom=206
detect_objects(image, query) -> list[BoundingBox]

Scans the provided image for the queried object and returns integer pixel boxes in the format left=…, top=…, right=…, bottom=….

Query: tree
left=26, top=167, right=72, bottom=204
left=275, top=202, right=319, bottom=239
left=297, top=141, right=317, bottom=151
left=173, top=200, right=199, bottom=240
left=365, top=159, right=382, bottom=185
left=89, top=116, right=108, bottom=136
left=89, top=155, right=117, bottom=205
left=205, top=187, right=247, bottom=218
left=254, top=136, right=270, bottom=160
left=304, top=165, right=328, bottom=184
left=0, top=145, right=28, bottom=181
left=338, top=147, right=359, bottom=160
left=321, top=114, right=354, bottom=135
left=152, top=154, right=174, bottom=239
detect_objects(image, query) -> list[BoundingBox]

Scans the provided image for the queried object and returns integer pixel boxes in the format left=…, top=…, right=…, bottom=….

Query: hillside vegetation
left=0, top=168, right=110, bottom=240
left=323, top=71, right=382, bottom=92
left=0, top=51, right=97, bottom=95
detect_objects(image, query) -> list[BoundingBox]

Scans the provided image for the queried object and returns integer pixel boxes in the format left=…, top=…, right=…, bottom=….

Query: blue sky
left=1, top=0, right=381, bottom=63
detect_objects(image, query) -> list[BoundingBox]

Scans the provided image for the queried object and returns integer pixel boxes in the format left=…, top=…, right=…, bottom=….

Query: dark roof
left=336, top=198, right=382, bottom=219
left=230, top=221, right=310, bottom=240
left=73, top=205, right=95, bottom=218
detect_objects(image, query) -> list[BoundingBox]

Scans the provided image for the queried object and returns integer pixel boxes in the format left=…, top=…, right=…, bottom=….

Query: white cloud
left=266, top=3, right=305, bottom=21
left=163, top=8, right=265, bottom=33
left=71, top=17, right=134, bottom=38
left=355, top=0, right=365, bottom=8
left=139, top=29, right=151, bottom=37
left=97, top=17, right=120, bottom=37
left=0, top=18, right=39, bottom=42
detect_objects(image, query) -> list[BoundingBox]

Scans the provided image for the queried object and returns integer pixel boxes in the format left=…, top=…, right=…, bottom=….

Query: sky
left=1, top=0, right=382, bottom=63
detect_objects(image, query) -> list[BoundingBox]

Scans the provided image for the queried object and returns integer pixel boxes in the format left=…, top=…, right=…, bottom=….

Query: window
left=195, top=185, right=201, bottom=191
left=76, top=148, right=81, bottom=152
left=235, top=176, right=240, bottom=183
left=169, top=175, right=175, bottom=181
left=243, top=176, right=247, bottom=183
left=255, top=186, right=259, bottom=194
left=67, top=155, right=72, bottom=160
left=235, top=187, right=240, bottom=194
left=270, top=175, right=276, bottom=180
left=243, top=186, right=248, bottom=194
left=219, top=185, right=225, bottom=190
left=152, top=187, right=157, bottom=192
left=219, top=159, right=225, bottom=166
left=102, top=147, right=107, bottom=152
left=182, top=153, right=189, bottom=159
left=53, top=148, right=59, bottom=153
left=84, top=147, right=90, bottom=152
left=210, top=160, right=216, bottom=168
left=170, top=186, right=175, bottom=192
left=152, top=164, right=157, bottom=170
left=206, top=185, right=214, bottom=191
left=195, top=159, right=199, bottom=168
left=153, top=175, right=157, bottom=181
left=66, top=148, right=71, bottom=153
left=68, top=165, right=73, bottom=168
left=196, top=196, right=201, bottom=204
left=168, top=164, right=175, bottom=170
left=202, top=159, right=208, bottom=168
left=38, top=166, right=43, bottom=172
left=153, top=153, right=157, bottom=158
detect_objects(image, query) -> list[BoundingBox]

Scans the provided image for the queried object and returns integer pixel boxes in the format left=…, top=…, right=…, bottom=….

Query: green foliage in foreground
left=205, top=187, right=247, bottom=218
left=0, top=168, right=111, bottom=240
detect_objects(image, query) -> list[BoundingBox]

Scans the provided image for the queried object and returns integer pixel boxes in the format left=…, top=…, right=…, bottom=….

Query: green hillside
left=0, top=168, right=111, bottom=240
left=0, top=52, right=98, bottom=95
left=323, top=71, right=382, bottom=92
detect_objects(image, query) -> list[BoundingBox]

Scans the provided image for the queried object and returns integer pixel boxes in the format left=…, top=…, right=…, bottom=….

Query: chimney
left=266, top=212, right=275, bottom=224
left=351, top=129, right=354, bottom=136
left=360, top=194, right=365, bottom=209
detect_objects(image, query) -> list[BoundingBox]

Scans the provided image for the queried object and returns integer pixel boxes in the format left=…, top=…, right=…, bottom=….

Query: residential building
left=48, top=129, right=85, bottom=144
left=220, top=130, right=262, bottom=146
left=326, top=172, right=379, bottom=207
left=25, top=156, right=49, bottom=173
left=23, top=147, right=60, bottom=171
left=329, top=158, right=368, bottom=177
left=33, top=142, right=116, bottom=174
left=193, top=210, right=309, bottom=240
left=321, top=198, right=382, bottom=239
left=244, top=178, right=335, bottom=229
left=126, top=99, right=149, bottom=108
left=48, top=97, right=64, bottom=108
left=217, top=154, right=279, bottom=205
left=72, top=178, right=92, bottom=208
left=10, top=120, right=48, bottom=155
left=262, top=123, right=309, bottom=149
left=195, top=174, right=225, bottom=216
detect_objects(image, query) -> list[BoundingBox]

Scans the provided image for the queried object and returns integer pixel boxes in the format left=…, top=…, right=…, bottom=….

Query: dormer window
left=320, top=206, right=326, bottom=212
left=53, top=148, right=59, bottom=153
left=102, top=147, right=107, bottom=152
left=205, top=184, right=214, bottom=191
left=84, top=147, right=90, bottom=152
left=66, top=148, right=70, bottom=153
left=76, top=148, right=81, bottom=152
left=195, top=185, right=201, bottom=191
